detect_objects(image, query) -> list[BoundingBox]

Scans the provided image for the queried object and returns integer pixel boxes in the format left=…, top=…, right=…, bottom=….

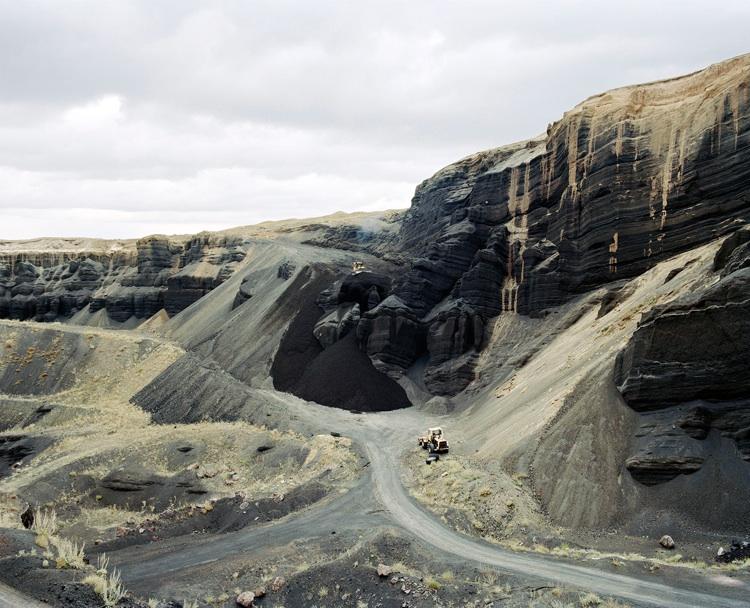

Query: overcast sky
left=1, top=1, right=748, bottom=239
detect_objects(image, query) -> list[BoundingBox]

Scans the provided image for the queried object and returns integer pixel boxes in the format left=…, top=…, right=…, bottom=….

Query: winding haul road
left=1, top=401, right=748, bottom=607
left=103, top=412, right=750, bottom=608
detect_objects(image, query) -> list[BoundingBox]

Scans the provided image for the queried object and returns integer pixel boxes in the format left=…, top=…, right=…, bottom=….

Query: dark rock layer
left=0, top=234, right=245, bottom=323
left=358, top=56, right=750, bottom=393
left=615, top=268, right=750, bottom=409
left=270, top=268, right=412, bottom=412
left=615, top=231, right=750, bottom=485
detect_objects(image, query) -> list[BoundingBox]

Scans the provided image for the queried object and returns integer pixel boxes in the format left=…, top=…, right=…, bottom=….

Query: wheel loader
left=417, top=427, right=449, bottom=453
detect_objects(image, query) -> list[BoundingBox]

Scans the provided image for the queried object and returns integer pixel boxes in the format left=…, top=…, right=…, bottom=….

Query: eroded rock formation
left=615, top=229, right=750, bottom=484
left=356, top=55, right=750, bottom=393
left=0, top=234, right=245, bottom=323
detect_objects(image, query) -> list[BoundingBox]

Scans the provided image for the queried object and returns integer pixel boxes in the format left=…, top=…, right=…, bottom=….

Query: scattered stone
left=270, top=576, right=286, bottom=592
left=196, top=464, right=220, bottom=479
left=252, top=586, right=266, bottom=598
left=235, top=591, right=255, bottom=607
left=659, top=535, right=675, bottom=549
left=377, top=563, right=392, bottom=577
left=277, top=261, right=296, bottom=280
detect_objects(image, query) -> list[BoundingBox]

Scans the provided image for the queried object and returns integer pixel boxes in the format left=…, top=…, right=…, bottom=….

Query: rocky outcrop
left=356, top=296, right=425, bottom=378
left=277, top=261, right=296, bottom=280
left=0, top=234, right=245, bottom=324
left=93, top=466, right=206, bottom=510
left=269, top=267, right=412, bottom=412
left=615, top=268, right=750, bottom=409
left=423, top=303, right=484, bottom=394
left=297, top=211, right=404, bottom=259
left=615, top=232, right=750, bottom=484
left=232, top=276, right=253, bottom=309
left=624, top=407, right=707, bottom=485
left=0, top=251, right=132, bottom=322
left=357, top=54, right=750, bottom=393
left=313, top=303, right=360, bottom=349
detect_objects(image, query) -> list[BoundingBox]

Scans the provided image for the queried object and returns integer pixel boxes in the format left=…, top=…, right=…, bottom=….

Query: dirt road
left=110, top=405, right=750, bottom=608
left=0, top=582, right=48, bottom=608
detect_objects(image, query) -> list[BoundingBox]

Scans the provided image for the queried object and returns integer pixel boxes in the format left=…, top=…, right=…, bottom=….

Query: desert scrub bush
left=440, top=569, right=455, bottom=582
left=549, top=601, right=575, bottom=608
left=32, top=508, right=58, bottom=538
left=52, top=537, right=86, bottom=569
left=579, top=592, right=602, bottom=606
left=84, top=554, right=126, bottom=607
left=425, top=576, right=442, bottom=590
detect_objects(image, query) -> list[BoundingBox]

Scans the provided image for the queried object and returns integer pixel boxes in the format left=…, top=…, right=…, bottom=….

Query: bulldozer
left=352, top=261, right=366, bottom=272
left=418, top=427, right=449, bottom=453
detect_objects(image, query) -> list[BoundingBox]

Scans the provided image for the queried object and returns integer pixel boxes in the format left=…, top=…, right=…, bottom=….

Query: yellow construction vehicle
left=352, top=261, right=366, bottom=272
left=418, top=427, right=449, bottom=453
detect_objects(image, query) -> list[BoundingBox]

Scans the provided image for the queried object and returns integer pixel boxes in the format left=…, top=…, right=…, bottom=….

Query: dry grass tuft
left=83, top=554, right=126, bottom=607
left=52, top=537, right=86, bottom=569
left=579, top=592, right=602, bottom=606
left=32, top=508, right=58, bottom=537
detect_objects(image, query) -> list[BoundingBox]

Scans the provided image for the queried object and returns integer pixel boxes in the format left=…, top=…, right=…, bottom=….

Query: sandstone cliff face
left=357, top=55, right=750, bottom=394
left=0, top=234, right=245, bottom=324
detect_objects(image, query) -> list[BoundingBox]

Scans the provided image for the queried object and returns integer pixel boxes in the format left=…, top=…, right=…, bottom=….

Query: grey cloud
left=0, top=1, right=748, bottom=238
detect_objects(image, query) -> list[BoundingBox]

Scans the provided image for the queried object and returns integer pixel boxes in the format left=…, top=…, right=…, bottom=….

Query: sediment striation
left=354, top=55, right=750, bottom=393
left=0, top=233, right=245, bottom=323
left=615, top=227, right=750, bottom=485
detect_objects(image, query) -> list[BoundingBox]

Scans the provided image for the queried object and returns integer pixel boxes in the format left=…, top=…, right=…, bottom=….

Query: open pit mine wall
left=357, top=56, right=750, bottom=394
left=0, top=233, right=245, bottom=323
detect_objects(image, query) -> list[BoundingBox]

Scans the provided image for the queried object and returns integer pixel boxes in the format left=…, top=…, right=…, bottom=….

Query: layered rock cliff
left=354, top=54, right=750, bottom=394
left=615, top=227, right=750, bottom=485
left=0, top=234, right=245, bottom=323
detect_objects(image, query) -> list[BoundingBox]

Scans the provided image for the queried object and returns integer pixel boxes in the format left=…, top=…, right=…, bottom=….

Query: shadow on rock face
left=271, top=271, right=412, bottom=412
left=0, top=435, right=52, bottom=479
